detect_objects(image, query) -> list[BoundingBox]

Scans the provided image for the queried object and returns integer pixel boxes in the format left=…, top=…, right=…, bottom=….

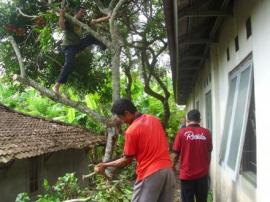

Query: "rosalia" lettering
left=184, top=131, right=207, bottom=141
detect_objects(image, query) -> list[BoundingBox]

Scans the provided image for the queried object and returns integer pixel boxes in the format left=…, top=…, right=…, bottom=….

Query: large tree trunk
left=103, top=21, right=122, bottom=165
left=102, top=1, right=125, bottom=177
left=111, top=36, right=121, bottom=101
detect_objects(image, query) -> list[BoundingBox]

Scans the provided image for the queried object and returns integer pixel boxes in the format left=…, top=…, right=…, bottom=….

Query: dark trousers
left=180, top=175, right=209, bottom=202
left=58, top=35, right=106, bottom=84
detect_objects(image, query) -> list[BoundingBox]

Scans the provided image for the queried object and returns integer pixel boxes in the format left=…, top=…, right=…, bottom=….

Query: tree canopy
left=0, top=1, right=186, bottom=201
left=0, top=0, right=178, bottom=127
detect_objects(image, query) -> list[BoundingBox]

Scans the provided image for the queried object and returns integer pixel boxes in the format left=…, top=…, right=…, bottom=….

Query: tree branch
left=147, top=44, right=170, bottom=98
left=61, top=0, right=66, bottom=9
left=92, top=14, right=111, bottom=24
left=8, top=36, right=26, bottom=77
left=96, top=0, right=110, bottom=15
left=111, top=0, right=126, bottom=20
left=148, top=43, right=167, bottom=67
left=16, top=7, right=38, bottom=18
left=64, top=13, right=111, bottom=47
left=43, top=54, right=62, bottom=68
left=140, top=43, right=170, bottom=127
left=82, top=172, right=95, bottom=181
left=16, top=7, right=110, bottom=48
left=14, top=75, right=108, bottom=124
left=122, top=50, right=133, bottom=100
left=63, top=197, right=91, bottom=202
left=109, top=0, right=118, bottom=10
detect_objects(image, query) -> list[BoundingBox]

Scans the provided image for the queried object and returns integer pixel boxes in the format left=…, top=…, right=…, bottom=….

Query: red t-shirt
left=124, top=114, right=172, bottom=181
left=173, top=124, right=212, bottom=180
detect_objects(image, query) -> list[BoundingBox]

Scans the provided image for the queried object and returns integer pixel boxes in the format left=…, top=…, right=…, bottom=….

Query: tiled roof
left=0, top=104, right=105, bottom=163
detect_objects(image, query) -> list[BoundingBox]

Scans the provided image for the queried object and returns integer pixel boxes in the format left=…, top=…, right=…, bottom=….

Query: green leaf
left=85, top=94, right=97, bottom=109
left=43, top=179, right=50, bottom=192
left=15, top=193, right=30, bottom=202
left=67, top=108, right=76, bottom=123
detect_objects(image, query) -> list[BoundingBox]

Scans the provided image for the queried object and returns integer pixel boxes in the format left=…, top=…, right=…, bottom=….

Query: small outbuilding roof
left=0, top=104, right=105, bottom=163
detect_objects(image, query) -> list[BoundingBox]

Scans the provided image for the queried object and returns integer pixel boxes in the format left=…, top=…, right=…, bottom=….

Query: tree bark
left=122, top=50, right=133, bottom=100
left=102, top=23, right=121, bottom=167
left=8, top=36, right=26, bottom=77
left=111, top=47, right=121, bottom=101
left=123, top=64, right=132, bottom=100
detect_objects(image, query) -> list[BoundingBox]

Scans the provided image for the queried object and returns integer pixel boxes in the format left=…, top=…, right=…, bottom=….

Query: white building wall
left=184, top=0, right=270, bottom=201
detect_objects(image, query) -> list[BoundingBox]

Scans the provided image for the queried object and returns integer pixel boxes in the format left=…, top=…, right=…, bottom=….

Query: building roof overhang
left=163, top=0, right=232, bottom=104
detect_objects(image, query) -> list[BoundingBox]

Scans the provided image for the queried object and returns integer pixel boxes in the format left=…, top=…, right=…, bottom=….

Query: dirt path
left=174, top=180, right=181, bottom=202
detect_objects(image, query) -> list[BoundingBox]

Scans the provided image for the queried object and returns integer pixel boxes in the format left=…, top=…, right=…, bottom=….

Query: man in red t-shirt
left=95, top=98, right=175, bottom=202
left=173, top=109, right=212, bottom=202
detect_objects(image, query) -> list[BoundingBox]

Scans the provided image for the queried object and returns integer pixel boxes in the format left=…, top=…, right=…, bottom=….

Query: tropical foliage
left=1, top=0, right=186, bottom=201
left=0, top=74, right=184, bottom=138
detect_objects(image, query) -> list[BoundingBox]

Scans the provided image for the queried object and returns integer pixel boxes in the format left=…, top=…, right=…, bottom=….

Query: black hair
left=111, top=98, right=137, bottom=116
left=75, top=5, right=85, bottom=13
left=187, top=109, right=201, bottom=122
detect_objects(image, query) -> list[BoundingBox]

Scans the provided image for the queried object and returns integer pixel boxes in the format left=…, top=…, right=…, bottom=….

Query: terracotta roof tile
left=0, top=104, right=105, bottom=163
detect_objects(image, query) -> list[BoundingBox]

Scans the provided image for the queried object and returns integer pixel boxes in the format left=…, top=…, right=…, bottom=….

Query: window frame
left=220, top=55, right=254, bottom=181
left=205, top=90, right=212, bottom=132
left=240, top=84, right=257, bottom=185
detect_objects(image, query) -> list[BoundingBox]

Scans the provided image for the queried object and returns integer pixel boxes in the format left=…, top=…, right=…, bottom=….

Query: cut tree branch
left=63, top=197, right=91, bottom=202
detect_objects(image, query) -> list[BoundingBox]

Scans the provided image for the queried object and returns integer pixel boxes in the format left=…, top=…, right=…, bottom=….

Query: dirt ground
left=174, top=180, right=181, bottom=202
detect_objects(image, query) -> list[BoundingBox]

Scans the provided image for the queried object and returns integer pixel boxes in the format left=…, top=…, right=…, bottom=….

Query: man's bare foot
left=52, top=83, right=61, bottom=94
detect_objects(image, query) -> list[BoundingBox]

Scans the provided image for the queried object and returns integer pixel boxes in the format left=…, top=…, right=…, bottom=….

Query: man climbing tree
left=53, top=5, right=109, bottom=94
